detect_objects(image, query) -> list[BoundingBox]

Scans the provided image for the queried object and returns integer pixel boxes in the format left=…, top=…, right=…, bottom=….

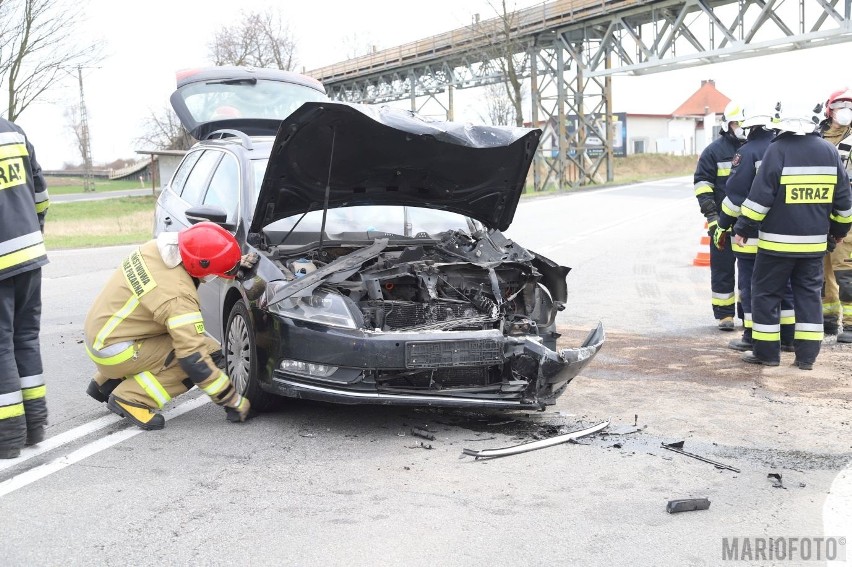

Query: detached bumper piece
left=462, top=420, right=610, bottom=459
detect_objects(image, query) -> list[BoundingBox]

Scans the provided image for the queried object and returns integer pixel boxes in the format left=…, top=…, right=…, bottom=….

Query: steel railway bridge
left=306, top=0, right=852, bottom=190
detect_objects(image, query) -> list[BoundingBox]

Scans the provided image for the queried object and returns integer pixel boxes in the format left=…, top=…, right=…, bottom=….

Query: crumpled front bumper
left=262, top=314, right=604, bottom=408
left=519, top=322, right=605, bottom=405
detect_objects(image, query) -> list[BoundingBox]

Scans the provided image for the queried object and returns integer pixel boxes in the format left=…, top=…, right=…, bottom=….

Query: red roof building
left=672, top=79, right=731, bottom=117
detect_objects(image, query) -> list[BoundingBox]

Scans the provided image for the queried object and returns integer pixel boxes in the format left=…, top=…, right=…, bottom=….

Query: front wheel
left=224, top=301, right=277, bottom=412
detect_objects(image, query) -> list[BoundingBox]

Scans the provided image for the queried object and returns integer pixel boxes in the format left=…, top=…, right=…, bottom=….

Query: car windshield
left=271, top=206, right=472, bottom=237
left=179, top=79, right=328, bottom=123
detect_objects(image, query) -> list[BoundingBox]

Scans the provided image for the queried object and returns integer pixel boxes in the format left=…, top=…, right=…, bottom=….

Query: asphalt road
left=1, top=177, right=850, bottom=566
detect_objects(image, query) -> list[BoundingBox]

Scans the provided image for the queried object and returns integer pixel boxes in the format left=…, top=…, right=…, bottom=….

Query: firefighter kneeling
left=84, top=222, right=254, bottom=430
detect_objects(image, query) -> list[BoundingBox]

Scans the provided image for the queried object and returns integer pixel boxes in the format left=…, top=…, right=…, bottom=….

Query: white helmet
left=775, top=101, right=822, bottom=135
left=741, top=101, right=782, bottom=129
left=720, top=100, right=746, bottom=132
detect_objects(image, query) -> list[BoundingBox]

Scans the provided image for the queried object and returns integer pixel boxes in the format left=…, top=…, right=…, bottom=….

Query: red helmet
left=178, top=222, right=241, bottom=279
left=825, top=88, right=852, bottom=117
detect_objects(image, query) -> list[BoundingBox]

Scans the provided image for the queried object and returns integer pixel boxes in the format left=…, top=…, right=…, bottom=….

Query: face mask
left=834, top=107, right=852, bottom=126
left=733, top=126, right=746, bottom=140
left=200, top=275, right=218, bottom=284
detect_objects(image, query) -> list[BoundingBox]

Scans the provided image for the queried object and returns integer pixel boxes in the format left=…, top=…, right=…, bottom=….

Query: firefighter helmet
left=824, top=88, right=852, bottom=117
left=775, top=101, right=822, bottom=135
left=178, top=222, right=242, bottom=279
left=720, top=101, right=746, bottom=132
left=741, top=101, right=782, bottom=129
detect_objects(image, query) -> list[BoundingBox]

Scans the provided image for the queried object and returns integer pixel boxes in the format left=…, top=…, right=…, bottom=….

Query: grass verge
left=45, top=196, right=155, bottom=250
left=46, top=177, right=153, bottom=195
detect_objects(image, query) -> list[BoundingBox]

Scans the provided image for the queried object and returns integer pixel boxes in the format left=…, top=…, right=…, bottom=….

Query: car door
left=195, top=151, right=241, bottom=339
left=154, top=149, right=223, bottom=234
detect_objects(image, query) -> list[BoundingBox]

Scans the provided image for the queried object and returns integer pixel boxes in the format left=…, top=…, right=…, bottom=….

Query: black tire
left=224, top=301, right=278, bottom=412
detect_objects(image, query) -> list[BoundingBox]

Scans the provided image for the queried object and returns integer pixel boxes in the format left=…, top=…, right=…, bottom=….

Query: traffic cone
left=693, top=222, right=711, bottom=267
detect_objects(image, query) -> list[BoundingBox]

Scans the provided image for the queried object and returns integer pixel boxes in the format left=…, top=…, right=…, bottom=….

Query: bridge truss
left=309, top=0, right=852, bottom=190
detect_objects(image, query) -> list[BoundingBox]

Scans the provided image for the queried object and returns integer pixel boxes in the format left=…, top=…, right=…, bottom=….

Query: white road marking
left=0, top=396, right=210, bottom=498
left=0, top=414, right=122, bottom=472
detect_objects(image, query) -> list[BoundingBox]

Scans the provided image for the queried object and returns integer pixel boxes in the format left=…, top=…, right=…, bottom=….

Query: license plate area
left=405, top=339, right=503, bottom=369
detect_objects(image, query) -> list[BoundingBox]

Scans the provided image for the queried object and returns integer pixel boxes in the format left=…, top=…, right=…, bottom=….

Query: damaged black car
left=154, top=66, right=604, bottom=411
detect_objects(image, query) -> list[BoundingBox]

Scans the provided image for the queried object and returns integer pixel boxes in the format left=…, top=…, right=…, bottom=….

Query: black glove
left=827, top=235, right=837, bottom=253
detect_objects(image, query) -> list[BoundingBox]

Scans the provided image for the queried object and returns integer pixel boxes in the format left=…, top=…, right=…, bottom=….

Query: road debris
left=666, top=498, right=711, bottom=514
left=767, top=472, right=786, bottom=489
left=411, top=428, right=436, bottom=441
left=661, top=441, right=740, bottom=473
left=406, top=441, right=433, bottom=450
left=461, top=420, right=609, bottom=460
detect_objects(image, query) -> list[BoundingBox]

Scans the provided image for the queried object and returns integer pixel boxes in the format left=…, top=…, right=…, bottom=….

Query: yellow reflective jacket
left=84, top=239, right=218, bottom=380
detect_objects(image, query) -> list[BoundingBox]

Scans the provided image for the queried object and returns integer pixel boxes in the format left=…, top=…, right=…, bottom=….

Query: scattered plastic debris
left=666, top=498, right=711, bottom=514
left=411, top=428, right=436, bottom=441
left=767, top=472, right=786, bottom=489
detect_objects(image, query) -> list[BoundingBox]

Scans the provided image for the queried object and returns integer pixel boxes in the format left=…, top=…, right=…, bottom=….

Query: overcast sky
left=13, top=0, right=851, bottom=170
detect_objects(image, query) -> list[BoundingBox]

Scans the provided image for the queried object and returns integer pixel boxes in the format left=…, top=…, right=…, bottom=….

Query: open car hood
left=249, top=102, right=541, bottom=233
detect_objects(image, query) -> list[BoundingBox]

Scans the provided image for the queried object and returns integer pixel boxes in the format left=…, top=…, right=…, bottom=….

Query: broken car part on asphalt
left=661, top=441, right=741, bottom=473
left=666, top=498, right=711, bottom=514
left=461, top=420, right=609, bottom=459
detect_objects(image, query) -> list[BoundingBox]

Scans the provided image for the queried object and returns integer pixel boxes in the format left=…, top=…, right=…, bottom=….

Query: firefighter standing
left=84, top=222, right=253, bottom=429
left=695, top=101, right=746, bottom=330
left=0, top=118, right=49, bottom=459
left=715, top=102, right=796, bottom=353
left=819, top=88, right=852, bottom=343
left=733, top=103, right=852, bottom=369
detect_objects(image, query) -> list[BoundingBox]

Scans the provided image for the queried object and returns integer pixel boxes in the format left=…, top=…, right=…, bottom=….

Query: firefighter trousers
left=88, top=333, right=220, bottom=411
left=0, top=269, right=47, bottom=451
left=736, top=254, right=795, bottom=345
left=710, top=237, right=737, bottom=320
left=752, top=254, right=823, bottom=364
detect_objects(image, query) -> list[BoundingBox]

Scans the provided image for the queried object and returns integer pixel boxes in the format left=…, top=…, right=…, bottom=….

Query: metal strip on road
left=0, top=396, right=210, bottom=498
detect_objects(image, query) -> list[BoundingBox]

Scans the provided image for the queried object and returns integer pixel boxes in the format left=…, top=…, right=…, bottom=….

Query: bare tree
left=63, top=102, right=84, bottom=164
left=209, top=8, right=297, bottom=71
left=0, top=0, right=102, bottom=121
left=489, top=0, right=525, bottom=128
left=135, top=106, right=194, bottom=152
left=479, top=83, right=516, bottom=126
left=341, top=33, right=377, bottom=60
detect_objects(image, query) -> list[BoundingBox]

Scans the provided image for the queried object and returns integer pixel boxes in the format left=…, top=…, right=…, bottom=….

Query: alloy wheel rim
left=227, top=314, right=251, bottom=393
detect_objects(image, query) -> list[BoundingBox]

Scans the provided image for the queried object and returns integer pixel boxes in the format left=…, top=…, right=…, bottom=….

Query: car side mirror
left=186, top=205, right=236, bottom=232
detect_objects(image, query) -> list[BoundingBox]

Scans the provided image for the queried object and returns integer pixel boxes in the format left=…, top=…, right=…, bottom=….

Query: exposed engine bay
left=267, top=229, right=562, bottom=336
left=249, top=227, right=599, bottom=406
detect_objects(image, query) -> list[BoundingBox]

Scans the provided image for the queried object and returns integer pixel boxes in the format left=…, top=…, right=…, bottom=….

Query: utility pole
left=77, top=65, right=95, bottom=192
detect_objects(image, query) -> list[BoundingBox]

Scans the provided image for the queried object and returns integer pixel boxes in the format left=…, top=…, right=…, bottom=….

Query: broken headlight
left=268, top=290, right=357, bottom=329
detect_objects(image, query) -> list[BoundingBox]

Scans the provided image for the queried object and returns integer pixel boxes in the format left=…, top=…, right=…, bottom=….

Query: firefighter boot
left=718, top=317, right=735, bottom=331
left=741, top=351, right=780, bottom=367
left=728, top=338, right=753, bottom=351
left=86, top=377, right=122, bottom=404
left=0, top=447, right=21, bottom=459
left=107, top=394, right=165, bottom=431
left=838, top=331, right=852, bottom=343
left=25, top=425, right=45, bottom=446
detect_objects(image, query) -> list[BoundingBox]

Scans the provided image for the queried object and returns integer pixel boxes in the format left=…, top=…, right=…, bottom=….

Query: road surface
left=2, top=177, right=849, bottom=566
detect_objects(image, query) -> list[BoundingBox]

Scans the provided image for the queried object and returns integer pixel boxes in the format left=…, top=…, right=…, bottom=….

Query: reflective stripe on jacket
left=693, top=133, right=741, bottom=212
left=0, top=120, right=48, bottom=281
left=719, top=128, right=775, bottom=255
left=739, top=133, right=852, bottom=257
